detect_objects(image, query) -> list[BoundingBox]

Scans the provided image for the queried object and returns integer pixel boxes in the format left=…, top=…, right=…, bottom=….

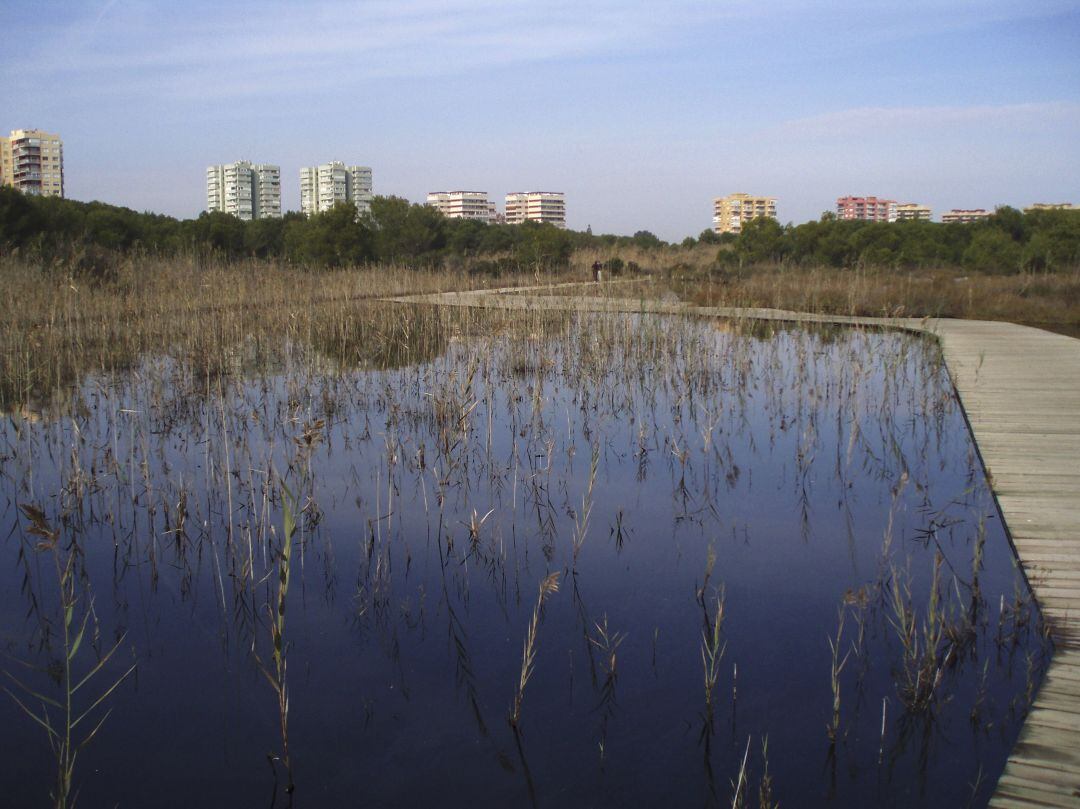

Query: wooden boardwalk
left=393, top=282, right=1080, bottom=806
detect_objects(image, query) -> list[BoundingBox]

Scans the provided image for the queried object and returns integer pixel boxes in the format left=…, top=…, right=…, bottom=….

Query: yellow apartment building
left=0, top=129, right=64, bottom=197
left=712, top=193, right=777, bottom=234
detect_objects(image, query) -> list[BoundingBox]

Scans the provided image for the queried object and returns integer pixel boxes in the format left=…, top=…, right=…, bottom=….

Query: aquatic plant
left=4, top=505, right=136, bottom=809
left=255, top=478, right=299, bottom=796
left=509, top=571, right=561, bottom=729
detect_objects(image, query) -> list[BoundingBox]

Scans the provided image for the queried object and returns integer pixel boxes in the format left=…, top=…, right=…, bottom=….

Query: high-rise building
left=895, top=203, right=932, bottom=222
left=836, top=196, right=896, bottom=222
left=941, top=209, right=992, bottom=224
left=427, top=191, right=496, bottom=223
left=711, top=193, right=777, bottom=235
left=0, top=129, right=64, bottom=197
left=300, top=162, right=373, bottom=216
left=504, top=191, right=566, bottom=227
left=206, top=161, right=281, bottom=220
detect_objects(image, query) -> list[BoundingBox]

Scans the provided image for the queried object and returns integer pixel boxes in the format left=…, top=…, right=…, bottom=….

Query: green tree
left=244, top=216, right=287, bottom=259
left=736, top=217, right=788, bottom=265
left=0, top=186, right=44, bottom=247
left=962, top=229, right=1022, bottom=274
left=514, top=221, right=573, bottom=271
left=369, top=196, right=446, bottom=265
left=632, top=230, right=664, bottom=249
left=286, top=202, right=374, bottom=267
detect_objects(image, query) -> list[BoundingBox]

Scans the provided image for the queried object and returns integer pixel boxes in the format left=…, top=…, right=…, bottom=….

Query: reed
left=4, top=505, right=136, bottom=809
left=701, top=586, right=726, bottom=717
left=255, top=478, right=298, bottom=795
left=826, top=608, right=851, bottom=743
left=587, top=615, right=625, bottom=760
left=757, top=737, right=778, bottom=809
left=888, top=554, right=945, bottom=712
left=571, top=443, right=600, bottom=568
left=509, top=571, right=561, bottom=729
left=0, top=261, right=1048, bottom=804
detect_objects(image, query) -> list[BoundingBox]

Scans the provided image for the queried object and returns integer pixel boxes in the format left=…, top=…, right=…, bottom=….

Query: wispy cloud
left=5, top=0, right=1077, bottom=101
left=4, top=0, right=736, bottom=98
left=777, top=102, right=1080, bottom=136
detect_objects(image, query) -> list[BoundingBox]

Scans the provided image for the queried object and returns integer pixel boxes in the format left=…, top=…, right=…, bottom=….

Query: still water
left=0, top=314, right=1047, bottom=807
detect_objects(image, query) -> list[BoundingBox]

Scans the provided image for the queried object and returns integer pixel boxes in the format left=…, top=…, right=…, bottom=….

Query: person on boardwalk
left=592, top=260, right=603, bottom=282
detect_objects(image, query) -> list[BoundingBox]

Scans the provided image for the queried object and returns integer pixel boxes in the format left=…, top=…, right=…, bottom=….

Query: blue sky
left=2, top=0, right=1078, bottom=239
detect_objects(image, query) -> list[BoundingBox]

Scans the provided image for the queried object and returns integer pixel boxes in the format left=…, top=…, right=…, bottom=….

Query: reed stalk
left=509, top=572, right=561, bottom=729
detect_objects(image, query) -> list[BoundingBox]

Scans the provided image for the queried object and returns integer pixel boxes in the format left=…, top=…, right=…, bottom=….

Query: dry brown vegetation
left=571, top=245, right=1080, bottom=334
left=0, top=253, right=545, bottom=411
left=672, top=266, right=1080, bottom=333
left=1, top=245, right=1049, bottom=805
left=4, top=247, right=1077, bottom=414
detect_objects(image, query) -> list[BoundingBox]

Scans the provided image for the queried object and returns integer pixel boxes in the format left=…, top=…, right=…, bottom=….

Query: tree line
left=715, top=207, right=1080, bottom=273
left=0, top=189, right=601, bottom=273
left=2, top=185, right=1078, bottom=274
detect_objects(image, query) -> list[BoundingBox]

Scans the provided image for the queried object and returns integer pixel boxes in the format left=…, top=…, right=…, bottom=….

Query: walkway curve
left=390, top=280, right=1080, bottom=807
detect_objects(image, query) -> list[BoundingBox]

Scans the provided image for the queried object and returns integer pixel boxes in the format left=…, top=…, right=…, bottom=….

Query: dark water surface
left=0, top=314, right=1048, bottom=807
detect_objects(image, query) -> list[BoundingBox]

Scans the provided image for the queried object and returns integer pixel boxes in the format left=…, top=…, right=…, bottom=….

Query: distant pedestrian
left=592, top=261, right=603, bottom=282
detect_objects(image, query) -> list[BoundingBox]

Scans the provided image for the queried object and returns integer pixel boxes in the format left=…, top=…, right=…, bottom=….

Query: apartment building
left=300, top=162, right=373, bottom=216
left=505, top=191, right=566, bottom=227
left=836, top=196, right=896, bottom=222
left=206, top=161, right=281, bottom=220
left=941, top=209, right=992, bottom=224
left=711, top=193, right=777, bottom=235
left=895, top=203, right=932, bottom=222
left=1025, top=202, right=1077, bottom=212
left=0, top=129, right=64, bottom=197
left=427, top=191, right=496, bottom=223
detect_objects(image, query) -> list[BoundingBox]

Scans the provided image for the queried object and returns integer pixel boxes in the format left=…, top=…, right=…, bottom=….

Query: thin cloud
left=777, top=103, right=1080, bottom=135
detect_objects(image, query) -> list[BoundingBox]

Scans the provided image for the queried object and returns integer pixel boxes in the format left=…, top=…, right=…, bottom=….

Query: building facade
left=836, top=196, right=896, bottom=222
left=711, top=193, right=777, bottom=235
left=504, top=191, right=566, bottom=227
left=895, top=203, right=932, bottom=222
left=300, top=162, right=373, bottom=216
left=941, top=209, right=992, bottom=224
left=206, top=161, right=281, bottom=220
left=427, top=191, right=496, bottom=223
left=1025, top=202, right=1077, bottom=212
left=0, top=129, right=64, bottom=197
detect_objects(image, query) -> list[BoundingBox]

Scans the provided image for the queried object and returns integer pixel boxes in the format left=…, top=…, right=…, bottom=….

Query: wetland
left=0, top=299, right=1049, bottom=808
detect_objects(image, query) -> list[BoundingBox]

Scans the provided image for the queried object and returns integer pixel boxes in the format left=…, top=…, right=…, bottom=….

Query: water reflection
left=0, top=312, right=1048, bottom=808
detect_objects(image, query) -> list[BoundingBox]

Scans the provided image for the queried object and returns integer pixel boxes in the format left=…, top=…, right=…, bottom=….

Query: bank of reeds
left=672, top=265, right=1080, bottom=333
left=0, top=252, right=544, bottom=412
left=554, top=248, right=1080, bottom=333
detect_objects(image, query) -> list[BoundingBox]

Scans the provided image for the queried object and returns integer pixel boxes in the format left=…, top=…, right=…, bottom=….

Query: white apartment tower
left=427, top=191, right=496, bottom=223
left=300, top=162, right=373, bottom=216
left=206, top=161, right=281, bottom=220
left=504, top=192, right=566, bottom=227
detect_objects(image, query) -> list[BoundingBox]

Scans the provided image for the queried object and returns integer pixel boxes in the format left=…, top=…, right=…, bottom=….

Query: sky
left=2, top=0, right=1078, bottom=240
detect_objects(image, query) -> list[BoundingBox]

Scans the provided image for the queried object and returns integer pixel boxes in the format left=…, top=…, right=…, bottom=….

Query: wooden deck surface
left=393, top=281, right=1080, bottom=806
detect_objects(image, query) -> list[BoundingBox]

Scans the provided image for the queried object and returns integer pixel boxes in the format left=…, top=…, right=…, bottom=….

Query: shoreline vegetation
left=2, top=186, right=1079, bottom=410
left=0, top=186, right=1061, bottom=806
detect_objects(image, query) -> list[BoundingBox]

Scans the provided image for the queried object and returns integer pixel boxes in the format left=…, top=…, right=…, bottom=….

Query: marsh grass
left=826, top=608, right=852, bottom=743
left=551, top=247, right=1080, bottom=331
left=0, top=269, right=1051, bottom=806
left=0, top=253, right=542, bottom=413
left=587, top=614, right=625, bottom=761
left=509, top=571, right=560, bottom=730
left=4, top=505, right=135, bottom=809
left=255, top=477, right=298, bottom=797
